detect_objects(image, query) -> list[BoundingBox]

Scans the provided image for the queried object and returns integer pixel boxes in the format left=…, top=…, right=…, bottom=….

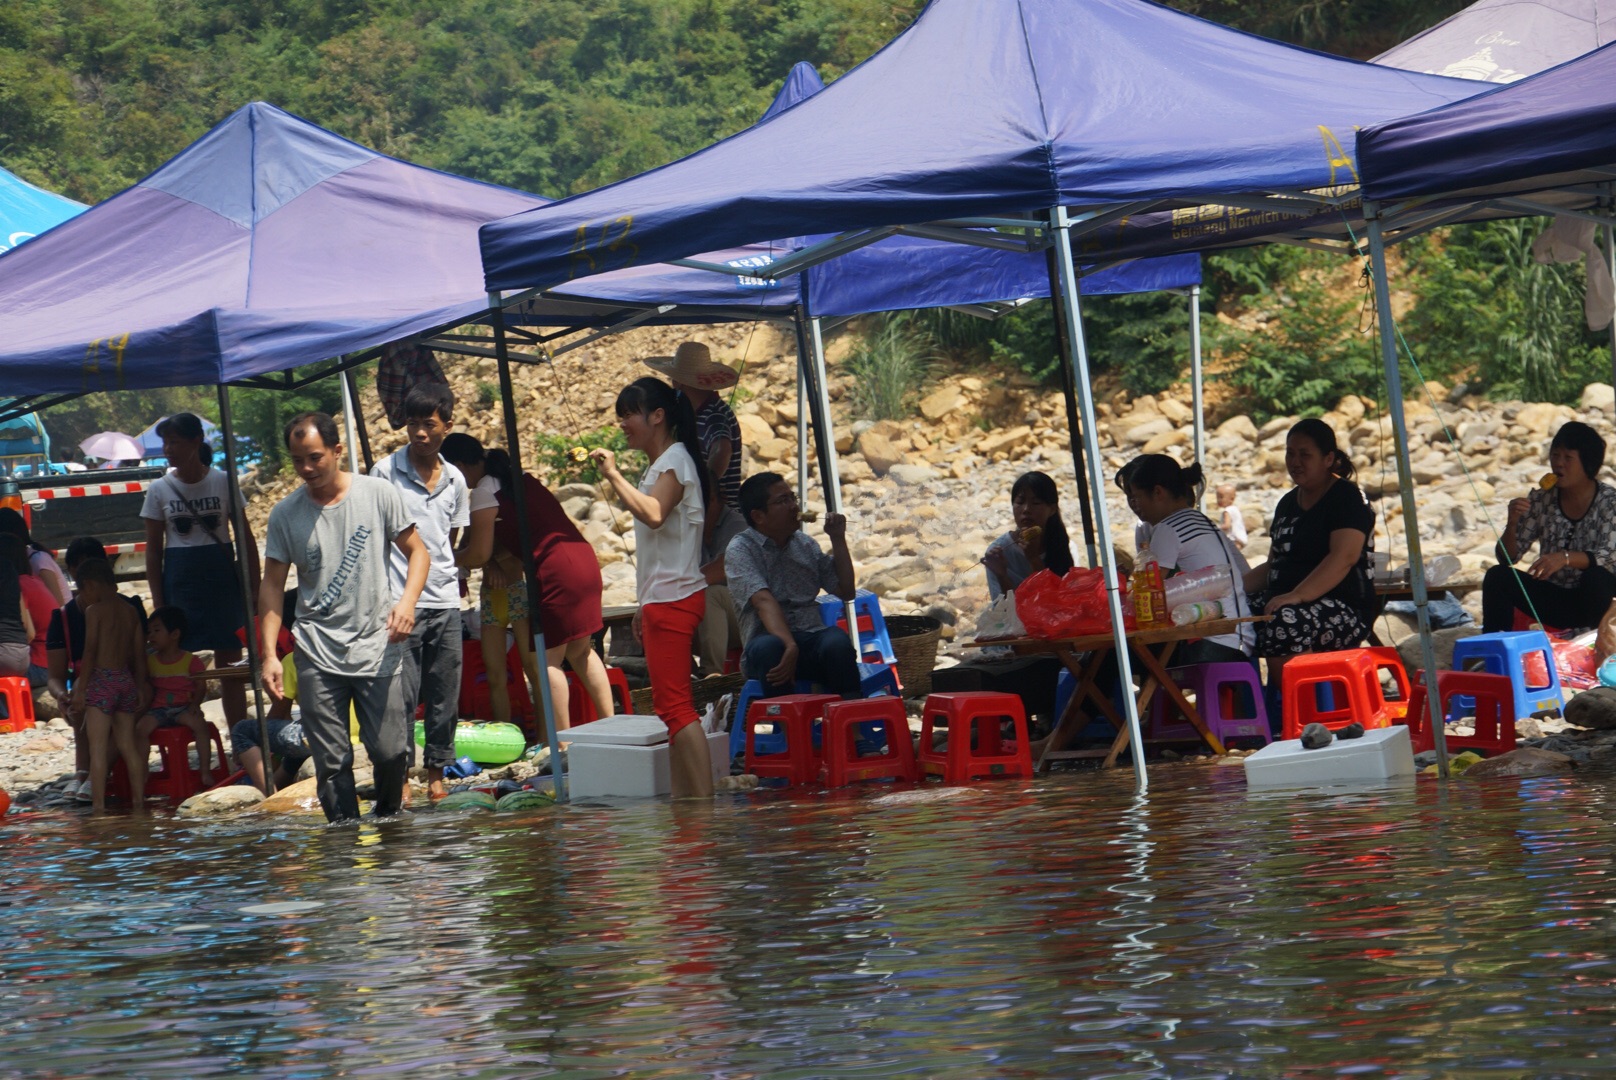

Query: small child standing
left=138, top=607, right=212, bottom=786
left=1215, top=483, right=1248, bottom=551
left=71, top=559, right=150, bottom=813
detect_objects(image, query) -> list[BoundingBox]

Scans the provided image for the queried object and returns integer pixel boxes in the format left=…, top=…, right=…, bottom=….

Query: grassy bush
left=531, top=425, right=644, bottom=487
left=846, top=313, right=937, bottom=421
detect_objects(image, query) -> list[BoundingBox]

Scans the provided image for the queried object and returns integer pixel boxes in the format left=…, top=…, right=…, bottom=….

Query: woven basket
left=629, top=671, right=747, bottom=717
left=886, top=614, right=943, bottom=698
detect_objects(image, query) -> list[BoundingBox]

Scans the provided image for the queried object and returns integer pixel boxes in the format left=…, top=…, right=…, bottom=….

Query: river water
left=5, top=764, right=1616, bottom=1078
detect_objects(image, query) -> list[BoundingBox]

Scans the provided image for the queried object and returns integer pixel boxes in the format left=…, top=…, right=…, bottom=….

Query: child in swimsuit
left=71, top=559, right=151, bottom=813
left=137, top=607, right=213, bottom=785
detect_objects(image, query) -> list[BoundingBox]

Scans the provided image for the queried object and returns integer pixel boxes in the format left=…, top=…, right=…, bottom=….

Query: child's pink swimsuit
left=84, top=667, right=139, bottom=715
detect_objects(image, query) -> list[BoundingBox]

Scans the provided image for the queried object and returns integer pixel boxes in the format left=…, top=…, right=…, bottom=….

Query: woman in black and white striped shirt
left=1123, top=454, right=1254, bottom=663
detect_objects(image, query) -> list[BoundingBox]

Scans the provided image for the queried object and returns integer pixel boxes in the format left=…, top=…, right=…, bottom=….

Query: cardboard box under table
left=567, top=715, right=728, bottom=798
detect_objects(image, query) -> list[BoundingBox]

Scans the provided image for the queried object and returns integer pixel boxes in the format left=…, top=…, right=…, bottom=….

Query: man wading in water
left=258, top=412, right=429, bottom=822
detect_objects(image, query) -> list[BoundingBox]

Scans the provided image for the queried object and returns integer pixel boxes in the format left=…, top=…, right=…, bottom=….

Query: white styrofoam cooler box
left=1243, top=725, right=1416, bottom=789
left=567, top=716, right=729, bottom=798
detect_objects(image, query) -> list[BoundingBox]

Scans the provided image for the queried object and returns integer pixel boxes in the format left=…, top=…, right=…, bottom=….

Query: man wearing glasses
left=726, top=472, right=858, bottom=698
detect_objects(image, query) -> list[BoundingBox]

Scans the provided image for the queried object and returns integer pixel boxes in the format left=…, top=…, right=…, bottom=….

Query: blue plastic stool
left=729, top=678, right=816, bottom=760
left=1450, top=630, right=1565, bottom=720
left=859, top=662, right=900, bottom=699
left=818, top=590, right=897, bottom=666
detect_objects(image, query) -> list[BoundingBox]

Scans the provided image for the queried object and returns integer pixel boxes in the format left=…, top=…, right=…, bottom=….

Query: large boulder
left=888, top=463, right=939, bottom=486
left=736, top=413, right=774, bottom=447
left=178, top=785, right=265, bottom=817
left=1581, top=383, right=1615, bottom=412
left=1216, top=414, right=1259, bottom=441
left=1565, top=687, right=1616, bottom=730
left=1461, top=747, right=1574, bottom=779
left=858, top=431, right=904, bottom=476
left=919, top=386, right=967, bottom=420
left=256, top=776, right=323, bottom=815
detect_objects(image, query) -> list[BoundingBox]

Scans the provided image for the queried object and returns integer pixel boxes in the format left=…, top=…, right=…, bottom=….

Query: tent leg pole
left=797, top=329, right=810, bottom=507
left=1366, top=203, right=1449, bottom=779
left=1051, top=206, right=1146, bottom=793
left=340, top=370, right=362, bottom=476
left=1605, top=212, right=1616, bottom=387
left=795, top=308, right=860, bottom=656
left=343, top=366, right=374, bottom=473
left=1190, top=285, right=1205, bottom=510
left=489, top=293, right=565, bottom=802
left=1044, top=247, right=1098, bottom=566
left=217, top=383, right=274, bottom=794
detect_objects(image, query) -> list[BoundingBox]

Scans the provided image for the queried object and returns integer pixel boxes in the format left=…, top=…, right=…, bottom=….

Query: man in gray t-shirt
left=259, top=412, right=429, bottom=823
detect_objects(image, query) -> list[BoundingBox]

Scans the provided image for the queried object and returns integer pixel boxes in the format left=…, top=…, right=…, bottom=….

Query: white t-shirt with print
left=634, top=444, right=705, bottom=606
left=140, top=467, right=234, bottom=548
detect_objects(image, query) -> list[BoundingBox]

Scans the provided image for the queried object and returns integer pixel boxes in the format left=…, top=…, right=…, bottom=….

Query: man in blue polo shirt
left=371, top=384, right=470, bottom=800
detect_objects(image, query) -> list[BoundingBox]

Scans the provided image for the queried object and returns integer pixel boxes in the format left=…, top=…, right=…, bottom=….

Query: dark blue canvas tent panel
left=0, top=165, right=84, bottom=254
left=1359, top=40, right=1616, bottom=201
left=0, top=103, right=543, bottom=394
left=551, top=58, right=1199, bottom=318
left=481, top=0, right=1482, bottom=292
left=1375, top=0, right=1616, bottom=82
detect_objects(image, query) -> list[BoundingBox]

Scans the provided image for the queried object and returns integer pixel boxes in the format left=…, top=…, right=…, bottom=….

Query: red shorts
left=640, top=590, right=706, bottom=739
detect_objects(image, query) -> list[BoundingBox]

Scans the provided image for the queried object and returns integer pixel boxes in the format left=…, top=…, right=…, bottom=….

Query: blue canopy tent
left=477, top=0, right=1487, bottom=789
left=0, top=164, right=84, bottom=255
left=529, top=61, right=1204, bottom=559
left=0, top=165, right=83, bottom=471
left=1350, top=44, right=1616, bottom=729
left=1374, top=0, right=1616, bottom=82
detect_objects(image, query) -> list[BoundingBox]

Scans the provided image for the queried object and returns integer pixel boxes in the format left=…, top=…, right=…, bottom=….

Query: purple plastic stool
left=1149, top=662, right=1271, bottom=747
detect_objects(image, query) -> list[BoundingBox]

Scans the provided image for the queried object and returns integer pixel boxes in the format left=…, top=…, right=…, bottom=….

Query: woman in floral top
left=1483, top=421, right=1616, bottom=632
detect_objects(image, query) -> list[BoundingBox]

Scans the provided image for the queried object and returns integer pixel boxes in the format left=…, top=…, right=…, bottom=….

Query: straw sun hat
left=643, top=341, right=739, bottom=390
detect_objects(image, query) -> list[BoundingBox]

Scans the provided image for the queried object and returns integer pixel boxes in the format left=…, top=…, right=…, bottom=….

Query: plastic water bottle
left=1170, top=600, right=1224, bottom=626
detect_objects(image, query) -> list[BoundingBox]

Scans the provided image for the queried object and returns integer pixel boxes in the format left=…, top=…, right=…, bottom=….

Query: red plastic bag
left=1015, top=568, right=1124, bottom=640
left=1550, top=636, right=1598, bottom=692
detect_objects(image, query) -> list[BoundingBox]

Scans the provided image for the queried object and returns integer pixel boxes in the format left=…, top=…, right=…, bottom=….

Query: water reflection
left=8, top=765, right=1616, bottom=1075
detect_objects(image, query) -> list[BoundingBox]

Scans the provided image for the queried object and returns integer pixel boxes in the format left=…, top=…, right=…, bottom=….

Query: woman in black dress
left=1244, top=419, right=1375, bottom=685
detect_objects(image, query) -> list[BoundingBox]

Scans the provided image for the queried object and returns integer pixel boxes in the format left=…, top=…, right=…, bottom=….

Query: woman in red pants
left=592, top=375, right=713, bottom=798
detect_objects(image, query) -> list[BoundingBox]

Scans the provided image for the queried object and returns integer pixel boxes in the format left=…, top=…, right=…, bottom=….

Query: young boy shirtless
left=71, top=559, right=151, bottom=813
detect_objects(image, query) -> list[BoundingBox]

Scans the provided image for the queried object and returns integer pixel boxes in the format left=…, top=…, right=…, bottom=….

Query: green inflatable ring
left=414, top=721, right=528, bottom=765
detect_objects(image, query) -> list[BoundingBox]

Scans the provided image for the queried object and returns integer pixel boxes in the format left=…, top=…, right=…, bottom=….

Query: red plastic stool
left=744, top=693, right=838, bottom=785
left=458, top=640, right=536, bottom=728
left=917, top=692, right=1033, bottom=783
left=1398, top=670, right=1518, bottom=756
left=821, top=697, right=919, bottom=787
left=1281, top=649, right=1407, bottom=740
left=110, top=724, right=231, bottom=805
left=565, top=666, right=634, bottom=727
left=0, top=677, right=35, bottom=733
